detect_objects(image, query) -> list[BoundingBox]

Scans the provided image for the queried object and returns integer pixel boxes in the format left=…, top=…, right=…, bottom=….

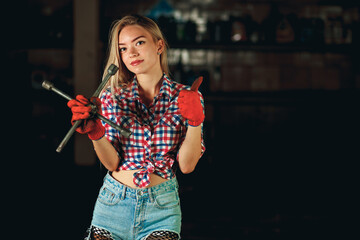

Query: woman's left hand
left=177, top=77, right=205, bottom=127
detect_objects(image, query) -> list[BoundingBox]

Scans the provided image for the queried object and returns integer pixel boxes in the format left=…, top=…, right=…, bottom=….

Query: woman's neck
left=136, top=69, right=163, bottom=107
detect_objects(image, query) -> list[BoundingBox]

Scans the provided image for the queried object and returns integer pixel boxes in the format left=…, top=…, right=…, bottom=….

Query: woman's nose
left=129, top=47, right=139, bottom=57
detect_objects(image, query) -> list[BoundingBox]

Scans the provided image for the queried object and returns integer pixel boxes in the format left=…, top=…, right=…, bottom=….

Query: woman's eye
left=136, top=40, right=145, bottom=46
left=119, top=47, right=126, bottom=52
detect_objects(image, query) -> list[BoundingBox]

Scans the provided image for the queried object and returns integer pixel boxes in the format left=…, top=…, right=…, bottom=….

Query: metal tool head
left=107, top=64, right=119, bottom=75
left=42, top=80, right=54, bottom=91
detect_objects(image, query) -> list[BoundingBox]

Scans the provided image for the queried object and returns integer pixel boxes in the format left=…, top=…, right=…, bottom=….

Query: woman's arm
left=67, top=94, right=120, bottom=171
left=92, top=137, right=120, bottom=171
left=177, top=77, right=206, bottom=174
left=178, top=125, right=202, bottom=174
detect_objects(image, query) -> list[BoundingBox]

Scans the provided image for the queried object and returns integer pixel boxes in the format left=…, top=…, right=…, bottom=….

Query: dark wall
left=7, top=0, right=359, bottom=239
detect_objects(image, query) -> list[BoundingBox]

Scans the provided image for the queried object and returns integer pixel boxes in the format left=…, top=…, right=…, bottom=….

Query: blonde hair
left=100, top=14, right=169, bottom=96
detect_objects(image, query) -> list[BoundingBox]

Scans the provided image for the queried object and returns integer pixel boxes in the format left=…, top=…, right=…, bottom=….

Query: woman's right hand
left=67, top=95, right=105, bottom=140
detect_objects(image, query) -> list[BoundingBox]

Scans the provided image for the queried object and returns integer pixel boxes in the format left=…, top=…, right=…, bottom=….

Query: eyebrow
left=119, top=35, right=146, bottom=45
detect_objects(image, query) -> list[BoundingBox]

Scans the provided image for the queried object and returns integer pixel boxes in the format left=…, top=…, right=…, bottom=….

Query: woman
left=68, top=15, right=205, bottom=240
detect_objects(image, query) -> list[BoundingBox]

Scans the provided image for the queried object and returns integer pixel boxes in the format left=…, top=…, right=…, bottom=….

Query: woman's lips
left=130, top=60, right=144, bottom=66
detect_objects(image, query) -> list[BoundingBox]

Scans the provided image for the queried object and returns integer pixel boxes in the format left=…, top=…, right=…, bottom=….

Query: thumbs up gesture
left=178, top=77, right=205, bottom=127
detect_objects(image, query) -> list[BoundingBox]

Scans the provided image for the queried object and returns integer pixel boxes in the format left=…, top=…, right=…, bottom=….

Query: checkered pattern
left=100, top=74, right=205, bottom=188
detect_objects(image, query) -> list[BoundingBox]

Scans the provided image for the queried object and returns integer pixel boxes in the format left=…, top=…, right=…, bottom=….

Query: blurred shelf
left=170, top=43, right=356, bottom=54
left=204, top=89, right=360, bottom=105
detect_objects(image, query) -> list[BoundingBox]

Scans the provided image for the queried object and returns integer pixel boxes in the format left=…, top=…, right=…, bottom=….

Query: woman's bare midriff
left=111, top=169, right=168, bottom=189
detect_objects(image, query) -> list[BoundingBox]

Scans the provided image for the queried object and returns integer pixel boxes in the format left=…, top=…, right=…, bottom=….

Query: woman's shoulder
left=163, top=76, right=191, bottom=98
left=100, top=85, right=130, bottom=106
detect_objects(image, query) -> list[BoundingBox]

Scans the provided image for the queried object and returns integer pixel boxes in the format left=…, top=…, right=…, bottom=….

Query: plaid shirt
left=100, top=74, right=205, bottom=188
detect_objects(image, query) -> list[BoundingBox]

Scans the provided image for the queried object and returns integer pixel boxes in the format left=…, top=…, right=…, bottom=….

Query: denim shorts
left=86, top=172, right=182, bottom=240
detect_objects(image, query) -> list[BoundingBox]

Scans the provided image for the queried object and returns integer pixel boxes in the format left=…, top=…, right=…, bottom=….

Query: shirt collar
left=159, top=73, right=173, bottom=100
left=121, top=73, right=174, bottom=102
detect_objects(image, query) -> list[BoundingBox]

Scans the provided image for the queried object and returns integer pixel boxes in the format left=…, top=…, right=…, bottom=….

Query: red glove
left=67, top=95, right=105, bottom=140
left=178, top=77, right=205, bottom=127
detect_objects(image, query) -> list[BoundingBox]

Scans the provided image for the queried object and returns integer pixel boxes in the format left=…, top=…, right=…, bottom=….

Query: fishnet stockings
left=87, top=226, right=113, bottom=240
left=145, top=230, right=179, bottom=240
left=85, top=227, right=179, bottom=240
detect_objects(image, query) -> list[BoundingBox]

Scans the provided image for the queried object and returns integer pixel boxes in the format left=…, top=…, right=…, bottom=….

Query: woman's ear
left=157, top=39, right=165, bottom=54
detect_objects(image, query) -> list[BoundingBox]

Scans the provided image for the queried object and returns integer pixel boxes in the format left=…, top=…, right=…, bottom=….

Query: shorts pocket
left=97, top=185, right=121, bottom=206
left=154, top=191, right=180, bottom=209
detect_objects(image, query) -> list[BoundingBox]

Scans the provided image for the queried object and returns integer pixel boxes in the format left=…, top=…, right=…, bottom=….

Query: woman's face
left=118, top=25, right=163, bottom=76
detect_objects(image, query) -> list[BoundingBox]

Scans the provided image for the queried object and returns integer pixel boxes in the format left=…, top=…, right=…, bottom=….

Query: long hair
left=100, top=14, right=169, bottom=96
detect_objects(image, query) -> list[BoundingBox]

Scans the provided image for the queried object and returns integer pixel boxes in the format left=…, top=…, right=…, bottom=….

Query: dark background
left=5, top=0, right=359, bottom=239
